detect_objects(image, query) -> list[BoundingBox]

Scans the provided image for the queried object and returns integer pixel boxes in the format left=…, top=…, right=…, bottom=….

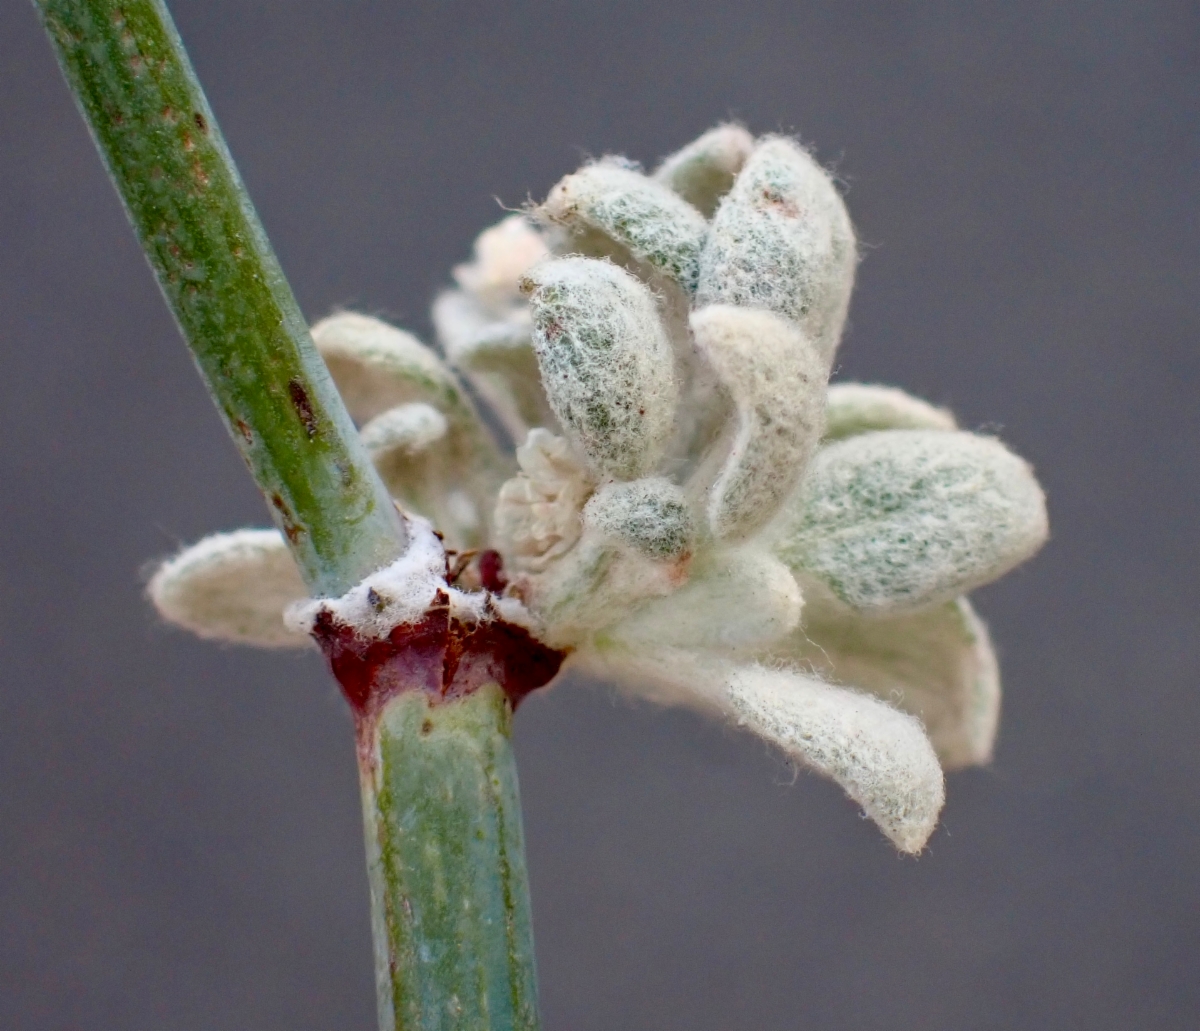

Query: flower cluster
left=150, top=125, right=1047, bottom=853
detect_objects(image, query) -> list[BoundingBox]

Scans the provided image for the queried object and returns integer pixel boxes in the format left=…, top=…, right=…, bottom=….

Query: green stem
left=35, top=4, right=543, bottom=1029
left=362, top=688, right=539, bottom=1031
left=33, top=0, right=406, bottom=596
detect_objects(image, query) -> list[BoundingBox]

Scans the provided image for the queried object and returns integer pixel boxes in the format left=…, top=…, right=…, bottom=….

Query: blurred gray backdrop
left=3, top=1, right=1198, bottom=1028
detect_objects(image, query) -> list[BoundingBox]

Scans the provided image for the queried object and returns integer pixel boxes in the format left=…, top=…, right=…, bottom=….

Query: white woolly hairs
left=539, top=160, right=709, bottom=292
left=777, top=429, right=1050, bottom=614
left=582, top=478, right=693, bottom=561
left=782, top=594, right=1001, bottom=770
left=690, top=305, right=827, bottom=542
left=824, top=382, right=957, bottom=441
left=310, top=312, right=463, bottom=424
left=653, top=123, right=756, bottom=218
left=148, top=529, right=307, bottom=648
left=602, top=549, right=802, bottom=653
left=359, top=403, right=448, bottom=459
left=726, top=666, right=945, bottom=854
left=696, top=136, right=857, bottom=363
left=521, top=257, right=679, bottom=481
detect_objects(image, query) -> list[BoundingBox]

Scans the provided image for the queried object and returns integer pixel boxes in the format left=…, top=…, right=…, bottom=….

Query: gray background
left=3, top=1, right=1198, bottom=1028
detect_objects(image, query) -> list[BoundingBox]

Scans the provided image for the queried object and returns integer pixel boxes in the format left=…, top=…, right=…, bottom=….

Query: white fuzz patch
left=452, top=214, right=550, bottom=313
left=518, top=533, right=684, bottom=650
left=776, top=430, right=1049, bottom=615
left=494, top=429, right=592, bottom=573
left=696, top=135, right=857, bottom=363
left=148, top=529, right=308, bottom=648
left=725, top=666, right=945, bottom=853
left=539, top=160, right=709, bottom=291
left=582, top=478, right=694, bottom=560
left=653, top=123, right=756, bottom=218
left=600, top=549, right=801, bottom=654
left=522, top=257, right=679, bottom=480
left=311, top=312, right=465, bottom=425
left=690, top=305, right=827, bottom=541
left=285, top=516, right=485, bottom=639
left=360, top=402, right=449, bottom=459
left=824, top=382, right=957, bottom=441
left=776, top=592, right=1000, bottom=769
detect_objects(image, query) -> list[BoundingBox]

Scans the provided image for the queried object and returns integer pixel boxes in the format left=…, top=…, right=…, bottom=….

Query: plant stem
left=362, top=688, right=539, bottom=1031
left=33, top=0, right=406, bottom=596
left=34, top=4, right=545, bottom=1029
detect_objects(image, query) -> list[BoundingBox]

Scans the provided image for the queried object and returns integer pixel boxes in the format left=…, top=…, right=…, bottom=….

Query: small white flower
left=149, top=127, right=1048, bottom=854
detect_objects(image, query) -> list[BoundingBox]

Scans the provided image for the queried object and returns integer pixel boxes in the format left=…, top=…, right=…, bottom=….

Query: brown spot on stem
left=269, top=492, right=304, bottom=544
left=193, top=111, right=208, bottom=133
left=288, top=379, right=319, bottom=438
left=234, top=418, right=253, bottom=444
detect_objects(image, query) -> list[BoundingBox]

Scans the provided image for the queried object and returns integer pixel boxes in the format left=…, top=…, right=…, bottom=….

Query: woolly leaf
left=539, top=161, right=709, bottom=291
left=599, top=549, right=801, bottom=654
left=726, top=665, right=945, bottom=853
left=585, top=648, right=943, bottom=853
left=690, top=305, right=827, bottom=541
left=432, top=290, right=553, bottom=441
left=148, top=529, right=308, bottom=648
left=313, top=312, right=509, bottom=546
left=360, top=402, right=449, bottom=459
left=583, top=478, right=694, bottom=561
left=521, top=257, right=678, bottom=480
left=653, top=123, right=755, bottom=217
left=696, top=136, right=856, bottom=362
left=776, top=593, right=999, bottom=769
left=775, top=430, right=1049, bottom=614
left=824, top=382, right=956, bottom=441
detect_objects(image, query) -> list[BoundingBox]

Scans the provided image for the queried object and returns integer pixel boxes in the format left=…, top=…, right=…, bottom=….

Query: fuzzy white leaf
left=360, top=403, right=449, bottom=459
left=584, top=648, right=943, bottom=852
left=653, top=123, right=756, bottom=217
left=598, top=549, right=801, bottom=654
left=494, top=429, right=592, bottom=573
left=690, top=305, right=827, bottom=541
left=582, top=477, right=694, bottom=561
left=431, top=289, right=553, bottom=442
left=522, top=257, right=679, bottom=480
left=775, top=430, right=1049, bottom=614
left=539, top=160, right=709, bottom=291
left=148, top=530, right=308, bottom=648
left=726, top=665, right=945, bottom=853
left=696, top=135, right=856, bottom=362
left=774, top=593, right=1000, bottom=769
left=824, top=382, right=956, bottom=441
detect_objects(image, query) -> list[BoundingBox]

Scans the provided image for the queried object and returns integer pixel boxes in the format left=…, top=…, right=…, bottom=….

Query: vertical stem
left=361, top=688, right=539, bottom=1031
left=35, top=5, right=544, bottom=1029
left=33, top=0, right=406, bottom=595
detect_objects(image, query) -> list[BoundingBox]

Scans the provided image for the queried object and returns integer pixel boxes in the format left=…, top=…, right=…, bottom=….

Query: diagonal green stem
left=33, top=0, right=406, bottom=597
left=35, top=4, right=543, bottom=1030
